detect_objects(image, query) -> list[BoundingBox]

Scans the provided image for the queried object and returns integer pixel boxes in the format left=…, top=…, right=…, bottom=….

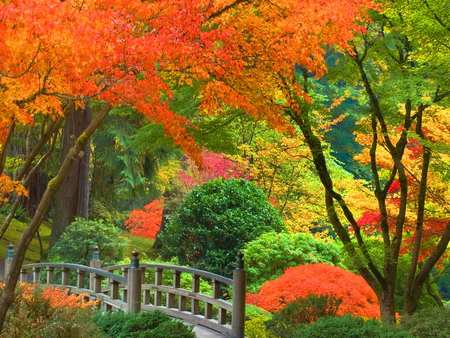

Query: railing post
left=127, top=249, right=141, bottom=313
left=232, top=251, right=246, bottom=338
left=4, top=243, right=14, bottom=280
left=90, top=245, right=100, bottom=290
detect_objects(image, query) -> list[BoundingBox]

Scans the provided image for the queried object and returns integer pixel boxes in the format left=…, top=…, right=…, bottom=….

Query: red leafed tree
left=178, top=150, right=248, bottom=189
left=247, top=263, right=380, bottom=319
left=124, top=199, right=164, bottom=239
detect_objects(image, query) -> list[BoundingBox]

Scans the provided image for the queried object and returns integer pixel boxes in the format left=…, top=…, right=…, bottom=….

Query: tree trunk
left=50, top=104, right=91, bottom=247
left=379, top=284, right=397, bottom=323
left=0, top=103, right=110, bottom=334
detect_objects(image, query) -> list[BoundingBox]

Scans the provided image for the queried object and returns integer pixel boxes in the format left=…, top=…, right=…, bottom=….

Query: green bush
left=266, top=295, right=342, bottom=337
left=1, top=284, right=103, bottom=338
left=47, top=218, right=127, bottom=267
left=400, top=307, right=450, bottom=338
left=93, top=310, right=195, bottom=338
left=244, top=232, right=343, bottom=291
left=159, top=178, right=285, bottom=276
left=293, top=315, right=414, bottom=338
left=245, top=305, right=272, bottom=338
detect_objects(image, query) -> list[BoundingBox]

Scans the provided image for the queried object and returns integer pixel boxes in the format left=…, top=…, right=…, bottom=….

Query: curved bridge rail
left=6, top=247, right=246, bottom=338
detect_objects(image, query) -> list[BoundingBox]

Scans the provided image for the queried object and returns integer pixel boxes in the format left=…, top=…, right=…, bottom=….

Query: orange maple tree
left=247, top=263, right=380, bottom=318
left=124, top=199, right=164, bottom=239
left=0, top=0, right=377, bottom=331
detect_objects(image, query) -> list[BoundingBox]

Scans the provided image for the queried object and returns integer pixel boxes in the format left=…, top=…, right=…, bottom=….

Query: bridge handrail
left=103, top=263, right=233, bottom=286
left=21, top=262, right=127, bottom=284
left=5, top=245, right=246, bottom=338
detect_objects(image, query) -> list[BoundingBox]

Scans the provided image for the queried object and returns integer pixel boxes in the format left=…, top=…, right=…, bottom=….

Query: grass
left=0, top=215, right=157, bottom=265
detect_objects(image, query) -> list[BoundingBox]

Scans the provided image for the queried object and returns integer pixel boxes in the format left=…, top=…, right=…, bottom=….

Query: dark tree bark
left=50, top=104, right=91, bottom=247
left=0, top=102, right=110, bottom=334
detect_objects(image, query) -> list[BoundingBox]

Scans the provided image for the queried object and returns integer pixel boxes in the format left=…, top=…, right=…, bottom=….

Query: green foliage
left=244, top=232, right=343, bottom=291
left=160, top=178, right=285, bottom=276
left=293, top=315, right=414, bottom=338
left=89, top=199, right=127, bottom=228
left=47, top=218, right=126, bottom=267
left=266, top=295, right=342, bottom=338
left=245, top=305, right=272, bottom=338
left=342, top=238, right=441, bottom=314
left=1, top=285, right=102, bottom=338
left=93, top=310, right=195, bottom=338
left=0, top=205, right=26, bottom=222
left=400, top=307, right=450, bottom=338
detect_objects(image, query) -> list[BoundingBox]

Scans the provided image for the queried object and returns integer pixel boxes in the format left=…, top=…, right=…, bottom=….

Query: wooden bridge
left=4, top=245, right=246, bottom=338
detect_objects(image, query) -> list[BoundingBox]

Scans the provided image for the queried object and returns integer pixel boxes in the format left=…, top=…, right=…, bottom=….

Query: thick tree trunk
left=0, top=103, right=110, bottom=334
left=50, top=105, right=91, bottom=247
left=379, top=284, right=397, bottom=323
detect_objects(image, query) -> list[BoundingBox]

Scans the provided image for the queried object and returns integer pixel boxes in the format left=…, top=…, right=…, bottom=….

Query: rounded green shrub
left=159, top=178, right=285, bottom=276
left=244, top=232, right=343, bottom=291
left=47, top=218, right=127, bottom=267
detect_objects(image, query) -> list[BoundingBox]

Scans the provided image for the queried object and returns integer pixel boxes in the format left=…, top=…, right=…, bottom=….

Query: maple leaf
left=124, top=199, right=164, bottom=239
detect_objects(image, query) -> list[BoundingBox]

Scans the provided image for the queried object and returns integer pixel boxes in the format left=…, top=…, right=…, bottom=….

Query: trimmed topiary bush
left=159, top=178, right=285, bottom=276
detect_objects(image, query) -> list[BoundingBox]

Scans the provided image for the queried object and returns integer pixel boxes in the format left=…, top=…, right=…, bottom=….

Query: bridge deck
left=190, top=323, right=228, bottom=338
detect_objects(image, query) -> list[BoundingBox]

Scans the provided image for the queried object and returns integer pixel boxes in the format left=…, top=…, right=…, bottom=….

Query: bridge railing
left=4, top=244, right=246, bottom=338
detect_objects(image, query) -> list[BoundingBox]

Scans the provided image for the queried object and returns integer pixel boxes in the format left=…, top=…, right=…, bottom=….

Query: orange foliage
left=247, top=263, right=380, bottom=318
left=0, top=174, right=28, bottom=203
left=124, top=199, right=164, bottom=239
left=5, top=283, right=97, bottom=309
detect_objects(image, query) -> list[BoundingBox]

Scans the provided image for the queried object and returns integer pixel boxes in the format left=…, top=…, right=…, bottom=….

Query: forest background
left=1, top=0, right=450, bottom=334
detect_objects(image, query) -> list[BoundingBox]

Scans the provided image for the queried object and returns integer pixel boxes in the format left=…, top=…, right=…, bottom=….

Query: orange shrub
left=247, top=263, right=380, bottom=318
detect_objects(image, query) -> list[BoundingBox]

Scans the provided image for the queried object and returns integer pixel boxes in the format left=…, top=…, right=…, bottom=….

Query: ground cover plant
left=93, top=310, right=196, bottom=338
left=292, top=315, right=414, bottom=338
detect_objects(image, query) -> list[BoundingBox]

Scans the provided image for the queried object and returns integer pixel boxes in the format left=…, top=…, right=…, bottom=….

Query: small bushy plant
left=293, top=315, right=414, bottom=338
left=245, top=305, right=272, bottom=338
left=47, top=218, right=127, bottom=267
left=265, top=295, right=342, bottom=337
left=244, top=232, right=343, bottom=291
left=400, top=307, right=450, bottom=338
left=93, top=310, right=195, bottom=338
left=1, top=283, right=102, bottom=338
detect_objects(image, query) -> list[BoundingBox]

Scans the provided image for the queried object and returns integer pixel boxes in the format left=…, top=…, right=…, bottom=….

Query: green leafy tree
left=160, top=178, right=285, bottom=276
left=244, top=232, right=343, bottom=291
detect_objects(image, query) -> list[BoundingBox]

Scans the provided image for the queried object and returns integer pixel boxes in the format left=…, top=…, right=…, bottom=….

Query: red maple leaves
left=124, top=199, right=164, bottom=239
left=247, top=263, right=380, bottom=318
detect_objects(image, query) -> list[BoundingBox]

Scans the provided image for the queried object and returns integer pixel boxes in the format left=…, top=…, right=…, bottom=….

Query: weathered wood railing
left=4, top=244, right=246, bottom=338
